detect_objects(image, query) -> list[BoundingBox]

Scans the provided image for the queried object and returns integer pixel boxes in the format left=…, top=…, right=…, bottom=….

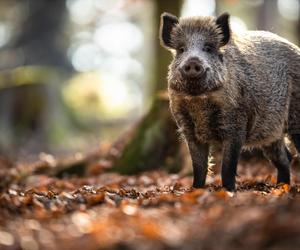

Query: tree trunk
left=112, top=0, right=183, bottom=174
left=0, top=0, right=70, bottom=155
left=113, top=95, right=182, bottom=174
left=0, top=0, right=71, bottom=70
left=298, top=0, right=300, bottom=46
left=154, top=0, right=182, bottom=91
left=257, top=0, right=278, bottom=31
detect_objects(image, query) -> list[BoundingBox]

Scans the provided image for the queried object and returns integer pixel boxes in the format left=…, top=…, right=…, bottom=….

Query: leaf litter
left=0, top=156, right=300, bottom=250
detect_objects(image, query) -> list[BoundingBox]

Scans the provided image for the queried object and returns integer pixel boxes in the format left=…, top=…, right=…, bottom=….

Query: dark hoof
left=277, top=172, right=290, bottom=185
left=277, top=177, right=290, bottom=185
left=222, top=182, right=236, bottom=191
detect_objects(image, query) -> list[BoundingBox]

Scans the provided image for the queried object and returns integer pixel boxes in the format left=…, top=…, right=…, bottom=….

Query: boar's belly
left=245, top=118, right=286, bottom=147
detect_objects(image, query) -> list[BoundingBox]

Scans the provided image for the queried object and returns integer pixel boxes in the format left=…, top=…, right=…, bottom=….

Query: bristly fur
left=171, top=16, right=225, bottom=48
left=160, top=12, right=300, bottom=190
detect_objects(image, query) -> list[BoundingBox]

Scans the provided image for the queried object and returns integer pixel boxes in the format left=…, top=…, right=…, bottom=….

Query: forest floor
left=0, top=154, right=300, bottom=250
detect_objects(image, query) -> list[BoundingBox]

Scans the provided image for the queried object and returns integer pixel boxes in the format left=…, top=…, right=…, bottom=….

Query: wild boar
left=159, top=12, right=300, bottom=190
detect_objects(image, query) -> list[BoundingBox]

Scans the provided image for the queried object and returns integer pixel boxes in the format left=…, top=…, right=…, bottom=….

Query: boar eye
left=203, top=44, right=214, bottom=53
left=177, top=47, right=185, bottom=54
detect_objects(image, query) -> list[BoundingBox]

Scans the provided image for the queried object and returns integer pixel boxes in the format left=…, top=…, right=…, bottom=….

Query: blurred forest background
left=0, top=0, right=299, bottom=163
left=1, top=1, right=300, bottom=250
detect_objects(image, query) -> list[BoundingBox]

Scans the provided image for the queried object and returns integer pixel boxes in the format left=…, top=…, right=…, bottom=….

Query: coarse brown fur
left=159, top=12, right=300, bottom=190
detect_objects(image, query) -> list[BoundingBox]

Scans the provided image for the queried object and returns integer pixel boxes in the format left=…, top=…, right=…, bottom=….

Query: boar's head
left=160, top=12, right=231, bottom=96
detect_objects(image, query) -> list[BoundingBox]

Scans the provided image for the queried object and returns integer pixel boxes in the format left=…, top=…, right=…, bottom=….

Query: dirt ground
left=1, top=156, right=300, bottom=250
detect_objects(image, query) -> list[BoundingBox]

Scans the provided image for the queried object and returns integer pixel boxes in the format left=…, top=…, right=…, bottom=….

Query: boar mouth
left=184, top=83, right=222, bottom=96
left=169, top=69, right=222, bottom=96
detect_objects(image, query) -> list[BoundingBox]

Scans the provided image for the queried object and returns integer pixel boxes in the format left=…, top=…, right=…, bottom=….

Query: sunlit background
left=0, top=0, right=299, bottom=159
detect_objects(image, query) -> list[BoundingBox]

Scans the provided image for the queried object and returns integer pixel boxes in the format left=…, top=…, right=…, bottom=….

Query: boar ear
left=160, top=12, right=178, bottom=49
left=216, top=12, right=231, bottom=46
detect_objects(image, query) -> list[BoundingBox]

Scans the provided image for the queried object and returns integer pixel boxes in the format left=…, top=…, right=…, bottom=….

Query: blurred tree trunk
left=298, top=0, right=300, bottom=46
left=112, top=95, right=182, bottom=174
left=0, top=0, right=70, bottom=70
left=113, top=0, right=183, bottom=174
left=0, top=0, right=70, bottom=155
left=154, top=0, right=182, bottom=91
left=257, top=0, right=278, bottom=31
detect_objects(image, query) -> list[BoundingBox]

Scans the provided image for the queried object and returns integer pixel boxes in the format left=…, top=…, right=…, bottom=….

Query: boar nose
left=181, top=59, right=205, bottom=79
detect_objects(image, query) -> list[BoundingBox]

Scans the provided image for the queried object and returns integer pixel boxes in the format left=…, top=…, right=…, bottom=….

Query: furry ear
left=216, top=12, right=231, bottom=46
left=159, top=12, right=178, bottom=49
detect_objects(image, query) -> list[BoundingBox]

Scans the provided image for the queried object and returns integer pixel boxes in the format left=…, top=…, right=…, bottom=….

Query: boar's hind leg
left=288, top=87, right=300, bottom=153
left=290, top=134, right=300, bottom=153
left=263, top=140, right=291, bottom=184
left=285, top=145, right=293, bottom=162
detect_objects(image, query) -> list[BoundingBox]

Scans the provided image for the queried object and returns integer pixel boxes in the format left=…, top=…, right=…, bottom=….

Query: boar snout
left=180, top=58, right=206, bottom=79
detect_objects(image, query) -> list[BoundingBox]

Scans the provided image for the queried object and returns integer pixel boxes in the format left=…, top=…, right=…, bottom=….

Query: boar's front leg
left=221, top=137, right=244, bottom=191
left=174, top=110, right=209, bottom=188
left=187, top=140, right=209, bottom=188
